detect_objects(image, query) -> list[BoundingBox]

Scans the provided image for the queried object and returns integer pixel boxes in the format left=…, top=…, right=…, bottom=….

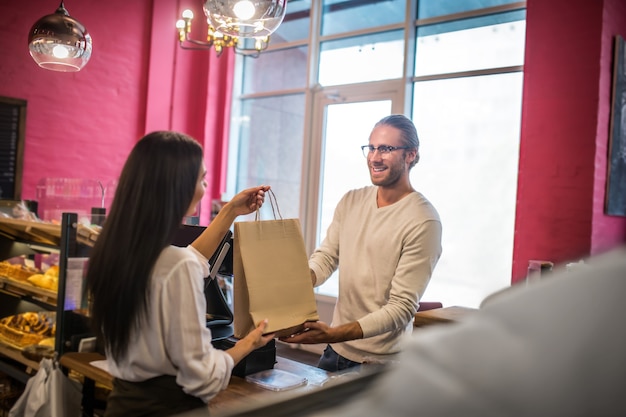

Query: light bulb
left=52, top=45, right=69, bottom=59
left=233, top=0, right=255, bottom=20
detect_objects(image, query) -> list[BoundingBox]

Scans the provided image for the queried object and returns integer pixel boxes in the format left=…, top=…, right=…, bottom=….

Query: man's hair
left=375, top=114, right=420, bottom=168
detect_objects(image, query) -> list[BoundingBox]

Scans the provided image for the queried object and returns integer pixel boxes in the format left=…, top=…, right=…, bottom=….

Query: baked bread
left=1, top=263, right=41, bottom=282
left=0, top=312, right=56, bottom=348
left=0, top=261, right=10, bottom=277
left=27, top=273, right=58, bottom=291
left=38, top=337, right=56, bottom=347
left=45, top=265, right=59, bottom=277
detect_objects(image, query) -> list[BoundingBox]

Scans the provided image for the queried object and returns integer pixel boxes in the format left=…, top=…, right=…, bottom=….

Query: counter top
left=60, top=352, right=113, bottom=389
left=413, top=306, right=477, bottom=328
left=58, top=307, right=478, bottom=414
left=59, top=350, right=335, bottom=414
left=210, top=355, right=331, bottom=413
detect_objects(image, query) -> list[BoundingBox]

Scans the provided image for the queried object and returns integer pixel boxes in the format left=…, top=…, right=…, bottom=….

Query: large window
left=226, top=0, right=526, bottom=308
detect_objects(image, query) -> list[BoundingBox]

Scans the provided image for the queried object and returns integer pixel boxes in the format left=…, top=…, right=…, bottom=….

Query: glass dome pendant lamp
left=203, top=0, right=288, bottom=38
left=28, top=1, right=92, bottom=72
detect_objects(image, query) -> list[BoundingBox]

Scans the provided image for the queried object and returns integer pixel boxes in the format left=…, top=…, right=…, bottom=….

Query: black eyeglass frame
left=361, top=145, right=411, bottom=157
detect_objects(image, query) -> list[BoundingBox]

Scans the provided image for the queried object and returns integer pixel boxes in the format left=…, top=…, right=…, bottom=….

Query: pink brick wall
left=0, top=0, right=151, bottom=207
left=592, top=0, right=626, bottom=255
left=513, top=0, right=626, bottom=281
left=0, top=0, right=231, bottom=225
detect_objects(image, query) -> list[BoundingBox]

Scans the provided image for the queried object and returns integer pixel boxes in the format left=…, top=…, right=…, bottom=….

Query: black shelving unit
left=0, top=212, right=96, bottom=383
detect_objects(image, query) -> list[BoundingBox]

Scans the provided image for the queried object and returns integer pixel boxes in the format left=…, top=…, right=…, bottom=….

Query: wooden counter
left=60, top=351, right=334, bottom=415
left=210, top=355, right=331, bottom=414
left=413, top=306, right=477, bottom=328
left=59, top=307, right=479, bottom=415
left=60, top=352, right=113, bottom=389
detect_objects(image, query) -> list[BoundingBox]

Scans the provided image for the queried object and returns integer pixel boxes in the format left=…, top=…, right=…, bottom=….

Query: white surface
left=245, top=369, right=308, bottom=391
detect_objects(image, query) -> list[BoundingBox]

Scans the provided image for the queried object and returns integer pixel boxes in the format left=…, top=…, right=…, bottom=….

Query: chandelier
left=176, top=0, right=287, bottom=57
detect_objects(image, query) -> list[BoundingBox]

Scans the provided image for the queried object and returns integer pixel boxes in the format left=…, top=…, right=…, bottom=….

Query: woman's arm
left=191, top=185, right=269, bottom=259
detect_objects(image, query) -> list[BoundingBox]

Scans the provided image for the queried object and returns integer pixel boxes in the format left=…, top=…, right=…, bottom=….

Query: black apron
left=104, top=375, right=209, bottom=417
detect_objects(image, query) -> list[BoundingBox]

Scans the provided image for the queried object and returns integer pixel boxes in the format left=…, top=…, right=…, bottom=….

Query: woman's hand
left=190, top=185, right=270, bottom=260
left=228, top=319, right=275, bottom=365
left=243, top=319, right=276, bottom=351
left=228, top=185, right=270, bottom=217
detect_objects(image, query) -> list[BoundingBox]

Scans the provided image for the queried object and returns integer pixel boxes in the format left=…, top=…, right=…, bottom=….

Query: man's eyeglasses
left=361, top=145, right=411, bottom=158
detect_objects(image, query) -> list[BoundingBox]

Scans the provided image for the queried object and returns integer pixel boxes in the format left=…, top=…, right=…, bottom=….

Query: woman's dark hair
left=86, top=131, right=204, bottom=360
left=375, top=114, right=420, bottom=168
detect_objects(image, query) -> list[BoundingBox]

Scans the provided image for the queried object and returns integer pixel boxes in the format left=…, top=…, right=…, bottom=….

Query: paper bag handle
left=255, top=189, right=283, bottom=221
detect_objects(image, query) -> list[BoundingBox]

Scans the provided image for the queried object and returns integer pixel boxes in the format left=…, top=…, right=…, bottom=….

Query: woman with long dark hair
left=86, top=131, right=274, bottom=416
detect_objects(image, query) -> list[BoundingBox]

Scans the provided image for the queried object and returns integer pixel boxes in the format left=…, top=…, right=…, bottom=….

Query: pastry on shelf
left=44, top=264, right=59, bottom=277
left=27, top=273, right=58, bottom=291
left=0, top=311, right=56, bottom=348
left=0, top=261, right=41, bottom=282
left=27, top=265, right=60, bottom=291
left=38, top=337, right=55, bottom=347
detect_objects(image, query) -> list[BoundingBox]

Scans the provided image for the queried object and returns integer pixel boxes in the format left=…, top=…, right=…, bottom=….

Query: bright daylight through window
left=226, top=0, right=526, bottom=308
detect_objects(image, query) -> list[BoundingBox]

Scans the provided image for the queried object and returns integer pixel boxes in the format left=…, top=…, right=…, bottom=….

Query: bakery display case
left=34, top=178, right=114, bottom=225
left=0, top=208, right=99, bottom=385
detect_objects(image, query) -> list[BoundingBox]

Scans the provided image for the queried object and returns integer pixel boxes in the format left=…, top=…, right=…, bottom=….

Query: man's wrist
left=334, top=322, right=363, bottom=342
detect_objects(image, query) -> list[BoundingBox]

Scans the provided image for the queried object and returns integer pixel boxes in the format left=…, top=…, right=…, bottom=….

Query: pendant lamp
left=28, top=1, right=92, bottom=72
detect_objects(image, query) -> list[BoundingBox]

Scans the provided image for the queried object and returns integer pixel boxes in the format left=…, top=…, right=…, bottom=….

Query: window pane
left=415, top=11, right=526, bottom=76
left=242, top=46, right=308, bottom=94
left=271, top=0, right=311, bottom=44
left=411, top=72, right=523, bottom=307
left=228, top=95, right=305, bottom=220
left=315, top=100, right=392, bottom=297
left=321, top=0, right=406, bottom=36
left=319, top=30, right=404, bottom=86
left=418, top=0, right=522, bottom=19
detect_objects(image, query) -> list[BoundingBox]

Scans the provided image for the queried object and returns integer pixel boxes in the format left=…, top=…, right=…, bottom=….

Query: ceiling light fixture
left=176, top=0, right=287, bottom=57
left=28, top=1, right=92, bottom=72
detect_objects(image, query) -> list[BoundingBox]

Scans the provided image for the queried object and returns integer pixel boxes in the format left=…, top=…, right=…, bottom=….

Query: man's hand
left=279, top=321, right=363, bottom=344
left=279, top=321, right=330, bottom=344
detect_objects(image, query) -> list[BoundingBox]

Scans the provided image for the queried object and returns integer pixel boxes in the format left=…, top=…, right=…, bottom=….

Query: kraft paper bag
left=233, top=193, right=319, bottom=339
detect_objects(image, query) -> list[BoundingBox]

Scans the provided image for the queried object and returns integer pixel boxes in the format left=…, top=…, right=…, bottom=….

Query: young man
left=281, top=114, right=442, bottom=372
